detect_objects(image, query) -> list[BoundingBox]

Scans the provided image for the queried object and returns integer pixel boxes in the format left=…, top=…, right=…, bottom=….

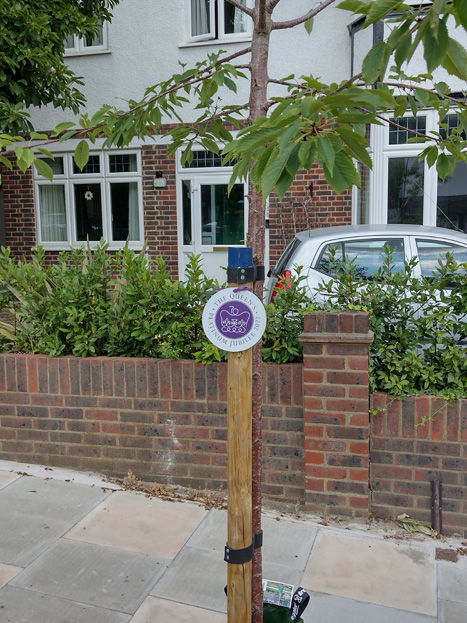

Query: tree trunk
left=248, top=3, right=272, bottom=621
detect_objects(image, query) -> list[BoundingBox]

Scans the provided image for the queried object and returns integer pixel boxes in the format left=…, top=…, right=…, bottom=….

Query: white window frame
left=34, top=150, right=144, bottom=250
left=186, top=0, right=252, bottom=45
left=64, top=23, right=109, bottom=56
left=365, top=109, right=466, bottom=227
left=176, top=146, right=249, bottom=266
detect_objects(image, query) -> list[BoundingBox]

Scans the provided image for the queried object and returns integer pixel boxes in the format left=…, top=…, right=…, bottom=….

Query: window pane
left=74, top=183, right=103, bottom=241
left=436, top=160, right=467, bottom=232
left=439, top=114, right=467, bottom=140
left=191, top=0, right=211, bottom=36
left=389, top=116, right=426, bottom=145
left=225, top=0, right=247, bottom=34
left=38, top=157, right=64, bottom=176
left=64, top=33, right=75, bottom=49
left=200, top=183, right=244, bottom=245
left=73, top=155, right=100, bottom=175
left=110, top=182, right=140, bottom=241
left=388, top=157, right=424, bottom=225
left=416, top=239, right=467, bottom=276
left=109, top=154, right=137, bottom=173
left=39, top=186, right=67, bottom=242
left=184, top=150, right=223, bottom=168
left=84, top=25, right=104, bottom=47
left=316, top=243, right=343, bottom=274
left=182, top=180, right=192, bottom=245
left=343, top=239, right=405, bottom=278
left=317, top=239, right=405, bottom=278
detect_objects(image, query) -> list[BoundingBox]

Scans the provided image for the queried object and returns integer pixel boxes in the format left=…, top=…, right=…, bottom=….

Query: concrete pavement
left=0, top=459, right=466, bottom=622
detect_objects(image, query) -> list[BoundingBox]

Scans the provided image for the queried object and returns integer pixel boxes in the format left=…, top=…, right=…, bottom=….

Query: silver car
left=266, top=224, right=467, bottom=304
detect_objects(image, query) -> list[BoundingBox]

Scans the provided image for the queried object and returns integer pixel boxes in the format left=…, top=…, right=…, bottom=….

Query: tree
left=0, top=0, right=119, bottom=132
left=2, top=1, right=467, bottom=620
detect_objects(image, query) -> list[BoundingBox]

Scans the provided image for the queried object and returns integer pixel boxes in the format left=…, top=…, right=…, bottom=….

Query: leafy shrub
left=316, top=248, right=467, bottom=398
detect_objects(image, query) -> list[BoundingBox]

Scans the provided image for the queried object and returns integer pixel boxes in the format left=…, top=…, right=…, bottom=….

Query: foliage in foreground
left=1, top=243, right=467, bottom=398
left=316, top=249, right=467, bottom=399
left=0, top=242, right=307, bottom=365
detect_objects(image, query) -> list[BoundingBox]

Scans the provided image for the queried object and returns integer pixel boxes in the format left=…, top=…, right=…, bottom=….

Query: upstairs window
left=64, top=23, right=108, bottom=55
left=189, top=0, right=251, bottom=42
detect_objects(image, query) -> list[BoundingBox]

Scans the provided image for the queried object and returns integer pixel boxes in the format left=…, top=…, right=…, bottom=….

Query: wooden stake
left=227, top=291, right=253, bottom=623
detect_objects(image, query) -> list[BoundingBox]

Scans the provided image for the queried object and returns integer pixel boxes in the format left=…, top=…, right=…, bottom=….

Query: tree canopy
left=0, top=0, right=119, bottom=132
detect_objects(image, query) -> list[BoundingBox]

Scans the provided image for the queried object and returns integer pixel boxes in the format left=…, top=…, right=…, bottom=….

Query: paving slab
left=0, top=563, right=21, bottom=589
left=10, top=539, right=169, bottom=615
left=66, top=490, right=207, bottom=559
left=438, top=598, right=467, bottom=623
left=132, top=596, right=227, bottom=622
left=0, top=585, right=131, bottom=623
left=151, top=546, right=227, bottom=613
left=301, top=529, right=437, bottom=616
left=301, top=591, right=437, bottom=623
left=437, top=557, right=467, bottom=604
left=0, top=474, right=110, bottom=522
left=0, top=470, right=20, bottom=490
left=0, top=512, right=80, bottom=567
left=187, top=509, right=317, bottom=570
left=0, top=476, right=111, bottom=566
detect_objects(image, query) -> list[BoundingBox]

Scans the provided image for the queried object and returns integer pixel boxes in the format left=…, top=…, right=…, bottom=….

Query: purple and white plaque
left=202, top=288, right=267, bottom=352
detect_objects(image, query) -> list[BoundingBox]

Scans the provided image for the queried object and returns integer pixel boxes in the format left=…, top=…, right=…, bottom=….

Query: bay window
left=361, top=111, right=467, bottom=233
left=34, top=151, right=143, bottom=248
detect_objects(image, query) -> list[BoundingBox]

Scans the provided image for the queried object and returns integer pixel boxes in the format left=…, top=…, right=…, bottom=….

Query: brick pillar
left=299, top=312, right=374, bottom=517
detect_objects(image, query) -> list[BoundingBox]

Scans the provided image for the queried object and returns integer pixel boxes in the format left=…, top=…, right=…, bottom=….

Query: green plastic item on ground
left=263, top=604, right=304, bottom=623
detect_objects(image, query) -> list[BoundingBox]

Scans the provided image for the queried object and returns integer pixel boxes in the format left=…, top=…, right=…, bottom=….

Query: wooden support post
left=227, top=334, right=253, bottom=623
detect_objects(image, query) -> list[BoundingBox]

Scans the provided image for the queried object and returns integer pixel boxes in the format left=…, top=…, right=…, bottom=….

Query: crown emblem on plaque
left=219, top=306, right=251, bottom=334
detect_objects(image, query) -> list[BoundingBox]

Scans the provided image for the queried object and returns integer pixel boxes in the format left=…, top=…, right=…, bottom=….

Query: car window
left=416, top=239, right=467, bottom=276
left=316, top=238, right=405, bottom=279
left=272, top=237, right=301, bottom=275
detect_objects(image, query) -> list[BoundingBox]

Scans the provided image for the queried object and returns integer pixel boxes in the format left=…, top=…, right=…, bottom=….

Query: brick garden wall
left=370, top=393, right=467, bottom=537
left=0, top=312, right=466, bottom=536
left=0, top=355, right=304, bottom=509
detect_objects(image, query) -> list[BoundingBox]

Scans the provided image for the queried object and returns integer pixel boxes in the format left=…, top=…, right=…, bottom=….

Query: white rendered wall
left=28, top=0, right=354, bottom=131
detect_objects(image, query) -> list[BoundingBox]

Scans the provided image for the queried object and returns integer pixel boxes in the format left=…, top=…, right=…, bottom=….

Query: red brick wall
left=268, top=165, right=352, bottom=266
left=370, top=393, right=467, bottom=537
left=300, top=311, right=374, bottom=517
left=0, top=355, right=304, bottom=509
left=2, top=158, right=36, bottom=259
left=1, top=313, right=466, bottom=535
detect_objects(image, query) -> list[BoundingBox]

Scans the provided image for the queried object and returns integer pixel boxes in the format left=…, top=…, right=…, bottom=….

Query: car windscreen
left=315, top=238, right=405, bottom=279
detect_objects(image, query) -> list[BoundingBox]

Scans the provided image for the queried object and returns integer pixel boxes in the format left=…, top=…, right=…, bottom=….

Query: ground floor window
left=34, top=150, right=143, bottom=248
left=360, top=110, right=467, bottom=232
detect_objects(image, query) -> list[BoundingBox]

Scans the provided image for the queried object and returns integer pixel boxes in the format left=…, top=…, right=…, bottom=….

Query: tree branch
left=272, top=0, right=339, bottom=30
left=225, top=0, right=254, bottom=18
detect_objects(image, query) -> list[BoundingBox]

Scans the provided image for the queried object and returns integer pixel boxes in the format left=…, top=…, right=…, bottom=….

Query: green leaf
left=436, top=153, right=450, bottom=180
left=362, top=42, right=387, bottom=83
left=423, top=20, right=449, bottom=72
left=52, top=121, right=76, bottom=137
left=304, top=17, right=314, bottom=35
left=336, top=127, right=372, bottom=168
left=453, top=0, right=467, bottom=29
left=34, top=158, right=54, bottom=181
left=441, top=38, right=467, bottom=80
left=365, top=0, right=401, bottom=26
left=261, top=143, right=295, bottom=198
left=394, top=31, right=412, bottom=68
left=316, top=136, right=336, bottom=173
left=0, top=155, right=12, bottom=170
left=74, top=140, right=90, bottom=171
